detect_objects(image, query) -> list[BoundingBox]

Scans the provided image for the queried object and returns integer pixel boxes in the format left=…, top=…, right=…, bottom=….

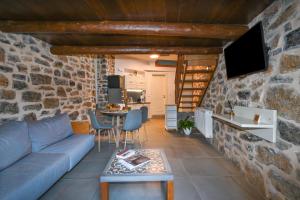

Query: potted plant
left=178, top=116, right=194, bottom=135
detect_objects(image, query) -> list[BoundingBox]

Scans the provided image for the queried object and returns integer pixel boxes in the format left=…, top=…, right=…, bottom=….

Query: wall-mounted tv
left=224, top=22, right=268, bottom=79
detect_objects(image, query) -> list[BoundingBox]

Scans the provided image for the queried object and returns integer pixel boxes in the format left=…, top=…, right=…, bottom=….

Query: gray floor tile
left=191, top=176, right=264, bottom=200
left=40, top=179, right=98, bottom=200
left=182, top=157, right=240, bottom=176
left=64, top=159, right=108, bottom=179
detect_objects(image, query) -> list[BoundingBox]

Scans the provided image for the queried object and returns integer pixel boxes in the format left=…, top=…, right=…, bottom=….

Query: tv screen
left=224, top=22, right=268, bottom=79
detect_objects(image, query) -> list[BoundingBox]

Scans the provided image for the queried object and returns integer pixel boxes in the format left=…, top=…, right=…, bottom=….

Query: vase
left=183, top=128, right=192, bottom=135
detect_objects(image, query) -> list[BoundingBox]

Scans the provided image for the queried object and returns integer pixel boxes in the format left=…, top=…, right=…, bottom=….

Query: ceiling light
left=150, top=54, right=159, bottom=59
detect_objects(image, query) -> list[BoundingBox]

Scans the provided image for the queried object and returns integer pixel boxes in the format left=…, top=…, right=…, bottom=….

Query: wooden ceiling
left=0, top=0, right=274, bottom=55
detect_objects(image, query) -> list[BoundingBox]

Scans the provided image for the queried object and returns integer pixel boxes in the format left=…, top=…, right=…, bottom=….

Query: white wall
left=115, top=56, right=176, bottom=116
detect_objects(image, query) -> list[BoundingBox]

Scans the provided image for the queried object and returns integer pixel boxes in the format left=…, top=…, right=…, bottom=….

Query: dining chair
left=140, top=106, right=149, bottom=141
left=122, top=109, right=142, bottom=149
left=87, top=109, right=116, bottom=152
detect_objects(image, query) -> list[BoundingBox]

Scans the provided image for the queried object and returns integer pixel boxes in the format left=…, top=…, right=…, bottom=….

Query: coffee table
left=99, top=149, right=174, bottom=200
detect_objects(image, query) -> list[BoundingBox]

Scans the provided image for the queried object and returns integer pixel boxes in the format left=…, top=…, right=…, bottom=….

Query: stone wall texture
left=96, top=55, right=115, bottom=110
left=201, top=1, right=300, bottom=199
left=0, top=32, right=96, bottom=122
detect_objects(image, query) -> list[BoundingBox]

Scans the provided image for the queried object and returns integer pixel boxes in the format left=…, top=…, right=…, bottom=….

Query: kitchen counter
left=127, top=102, right=151, bottom=105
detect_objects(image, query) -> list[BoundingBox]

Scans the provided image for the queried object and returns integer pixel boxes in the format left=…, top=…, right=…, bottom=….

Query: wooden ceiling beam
left=50, top=46, right=222, bottom=55
left=0, top=20, right=248, bottom=39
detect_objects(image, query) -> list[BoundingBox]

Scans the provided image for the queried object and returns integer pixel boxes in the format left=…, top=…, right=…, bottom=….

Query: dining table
left=100, top=110, right=128, bottom=148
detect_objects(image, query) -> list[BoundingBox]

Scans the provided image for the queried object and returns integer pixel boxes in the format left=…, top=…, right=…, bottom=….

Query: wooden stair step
left=180, top=101, right=197, bottom=103
left=182, top=79, right=209, bottom=82
left=181, top=95, right=199, bottom=97
left=179, top=106, right=195, bottom=109
left=182, top=88, right=205, bottom=90
left=185, top=70, right=213, bottom=74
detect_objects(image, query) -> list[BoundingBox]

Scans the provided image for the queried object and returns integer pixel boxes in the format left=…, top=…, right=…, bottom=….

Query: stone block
left=23, top=112, right=37, bottom=122
left=0, top=74, right=9, bottom=88
left=43, top=98, right=59, bottom=109
left=0, top=89, right=15, bottom=100
left=62, top=70, right=71, bottom=79
left=53, top=61, right=63, bottom=68
left=0, top=47, right=4, bottom=63
left=243, top=163, right=265, bottom=195
left=284, top=27, right=300, bottom=50
left=237, top=90, right=251, bottom=100
left=256, top=145, right=293, bottom=174
left=12, top=74, right=26, bottom=81
left=278, top=120, right=300, bottom=145
left=265, top=86, right=300, bottom=123
left=7, top=55, right=20, bottom=63
left=23, top=104, right=42, bottom=111
left=54, top=77, right=68, bottom=85
left=30, top=46, right=40, bottom=53
left=269, top=3, right=296, bottom=30
left=34, top=57, right=50, bottom=67
left=68, top=111, right=79, bottom=120
left=0, top=65, right=13, bottom=73
left=0, top=102, right=18, bottom=114
left=57, top=87, right=67, bottom=97
left=22, top=91, right=42, bottom=102
left=269, top=75, right=293, bottom=83
left=268, top=169, right=300, bottom=200
left=16, top=64, right=28, bottom=72
left=280, top=54, right=300, bottom=73
left=13, top=80, right=27, bottom=90
left=30, top=73, right=52, bottom=85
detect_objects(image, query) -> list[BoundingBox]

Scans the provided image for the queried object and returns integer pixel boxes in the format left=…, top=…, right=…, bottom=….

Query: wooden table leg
left=116, top=116, right=121, bottom=148
left=100, top=182, right=109, bottom=200
left=166, top=181, right=174, bottom=200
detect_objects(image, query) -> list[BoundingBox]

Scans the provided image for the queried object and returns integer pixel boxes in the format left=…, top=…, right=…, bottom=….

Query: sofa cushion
left=0, top=121, right=31, bottom=171
left=40, top=134, right=95, bottom=171
left=0, top=152, right=69, bottom=200
left=28, top=113, right=73, bottom=152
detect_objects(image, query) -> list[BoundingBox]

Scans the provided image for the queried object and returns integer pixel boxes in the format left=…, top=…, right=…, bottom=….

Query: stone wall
left=201, top=1, right=300, bottom=199
left=0, top=32, right=96, bottom=123
left=95, top=55, right=115, bottom=110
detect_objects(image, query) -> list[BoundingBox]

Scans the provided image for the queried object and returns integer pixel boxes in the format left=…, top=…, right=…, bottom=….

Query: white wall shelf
left=212, top=106, right=277, bottom=143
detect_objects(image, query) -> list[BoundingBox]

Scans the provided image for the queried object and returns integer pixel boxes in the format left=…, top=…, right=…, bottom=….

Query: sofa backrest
left=28, top=113, right=73, bottom=152
left=0, top=121, right=31, bottom=171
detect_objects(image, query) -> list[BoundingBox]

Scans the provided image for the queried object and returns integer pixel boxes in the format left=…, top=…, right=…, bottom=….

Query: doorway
left=150, top=74, right=167, bottom=117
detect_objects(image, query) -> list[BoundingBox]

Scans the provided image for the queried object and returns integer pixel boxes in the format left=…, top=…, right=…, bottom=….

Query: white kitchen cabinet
left=125, top=70, right=146, bottom=90
left=165, top=105, right=177, bottom=130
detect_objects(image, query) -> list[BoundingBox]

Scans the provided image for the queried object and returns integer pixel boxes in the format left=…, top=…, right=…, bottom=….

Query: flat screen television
left=224, top=22, right=268, bottom=79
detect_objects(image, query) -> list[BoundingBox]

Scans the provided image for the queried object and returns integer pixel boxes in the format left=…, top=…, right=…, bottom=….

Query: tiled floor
left=41, top=119, right=265, bottom=200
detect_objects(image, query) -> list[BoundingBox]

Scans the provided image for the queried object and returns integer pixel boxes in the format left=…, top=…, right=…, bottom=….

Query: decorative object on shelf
left=228, top=100, right=236, bottom=119
left=178, top=116, right=194, bottom=135
left=253, top=114, right=260, bottom=123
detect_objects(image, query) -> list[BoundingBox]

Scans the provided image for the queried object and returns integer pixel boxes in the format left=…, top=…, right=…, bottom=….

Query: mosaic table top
left=100, top=149, right=173, bottom=183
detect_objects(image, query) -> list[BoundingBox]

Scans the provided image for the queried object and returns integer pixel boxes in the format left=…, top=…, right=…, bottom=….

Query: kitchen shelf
left=212, top=114, right=274, bottom=129
left=212, top=106, right=277, bottom=143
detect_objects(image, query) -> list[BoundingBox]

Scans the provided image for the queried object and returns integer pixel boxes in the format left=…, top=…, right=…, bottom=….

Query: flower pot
left=183, top=128, right=192, bottom=135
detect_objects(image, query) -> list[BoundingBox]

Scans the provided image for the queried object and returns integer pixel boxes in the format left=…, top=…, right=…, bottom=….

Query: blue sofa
left=0, top=114, right=95, bottom=200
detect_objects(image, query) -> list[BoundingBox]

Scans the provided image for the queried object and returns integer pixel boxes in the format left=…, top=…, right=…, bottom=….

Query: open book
left=118, top=154, right=151, bottom=170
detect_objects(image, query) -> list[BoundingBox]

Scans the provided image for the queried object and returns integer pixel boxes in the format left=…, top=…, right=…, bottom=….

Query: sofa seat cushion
left=0, top=152, right=69, bottom=200
left=0, top=121, right=31, bottom=171
left=28, top=113, right=73, bottom=152
left=40, top=134, right=95, bottom=171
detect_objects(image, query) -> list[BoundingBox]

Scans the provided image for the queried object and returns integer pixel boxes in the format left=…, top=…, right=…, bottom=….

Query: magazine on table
left=116, top=149, right=136, bottom=159
left=118, top=154, right=151, bottom=170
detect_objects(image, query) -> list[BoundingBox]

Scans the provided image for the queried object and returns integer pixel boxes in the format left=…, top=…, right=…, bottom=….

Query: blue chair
left=122, top=109, right=142, bottom=149
left=87, top=110, right=116, bottom=151
left=140, top=106, right=149, bottom=141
